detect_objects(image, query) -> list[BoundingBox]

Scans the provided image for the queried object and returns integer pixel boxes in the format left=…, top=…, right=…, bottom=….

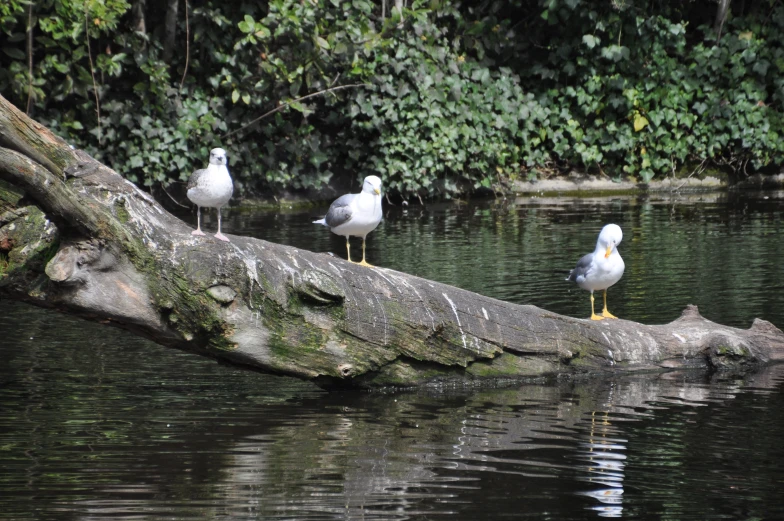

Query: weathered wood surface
left=2, top=94, right=784, bottom=388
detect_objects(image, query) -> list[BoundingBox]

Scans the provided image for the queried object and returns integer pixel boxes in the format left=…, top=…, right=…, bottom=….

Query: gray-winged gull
left=314, top=175, right=382, bottom=267
left=566, top=223, right=625, bottom=320
left=187, top=147, right=233, bottom=242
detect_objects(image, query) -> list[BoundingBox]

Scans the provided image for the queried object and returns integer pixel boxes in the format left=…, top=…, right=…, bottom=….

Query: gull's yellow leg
left=357, top=239, right=375, bottom=268
left=601, top=290, right=618, bottom=319
left=345, top=237, right=356, bottom=263
left=590, top=292, right=605, bottom=321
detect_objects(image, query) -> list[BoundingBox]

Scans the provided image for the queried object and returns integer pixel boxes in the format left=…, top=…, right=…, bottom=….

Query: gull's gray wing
left=324, top=193, right=355, bottom=228
left=566, top=253, right=594, bottom=282
left=187, top=168, right=206, bottom=190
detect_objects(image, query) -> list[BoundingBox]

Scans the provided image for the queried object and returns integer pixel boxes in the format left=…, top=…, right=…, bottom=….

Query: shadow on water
left=3, top=191, right=784, bottom=519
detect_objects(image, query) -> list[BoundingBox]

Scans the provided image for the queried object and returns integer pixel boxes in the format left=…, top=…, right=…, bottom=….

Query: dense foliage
left=2, top=0, right=784, bottom=198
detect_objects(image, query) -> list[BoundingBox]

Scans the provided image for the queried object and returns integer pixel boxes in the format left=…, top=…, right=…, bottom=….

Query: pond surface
left=2, top=191, right=784, bottom=520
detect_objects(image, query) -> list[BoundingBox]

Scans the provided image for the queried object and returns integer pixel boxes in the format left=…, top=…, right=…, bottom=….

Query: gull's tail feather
left=313, top=217, right=326, bottom=226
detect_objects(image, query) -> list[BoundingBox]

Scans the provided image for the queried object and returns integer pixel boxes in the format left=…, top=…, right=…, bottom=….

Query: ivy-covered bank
left=2, top=0, right=783, bottom=199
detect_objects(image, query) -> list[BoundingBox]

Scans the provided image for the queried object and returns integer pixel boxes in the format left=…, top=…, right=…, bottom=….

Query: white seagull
left=566, top=224, right=625, bottom=321
left=187, top=147, right=233, bottom=242
left=314, top=176, right=383, bottom=267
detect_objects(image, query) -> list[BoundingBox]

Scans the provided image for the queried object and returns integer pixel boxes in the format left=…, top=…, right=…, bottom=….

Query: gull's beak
left=605, top=245, right=613, bottom=258
left=374, top=188, right=381, bottom=195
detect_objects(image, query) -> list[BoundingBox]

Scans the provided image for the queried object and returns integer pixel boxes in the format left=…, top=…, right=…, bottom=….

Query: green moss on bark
left=467, top=352, right=559, bottom=378
left=146, top=265, right=238, bottom=352
left=113, top=197, right=131, bottom=224
left=1, top=206, right=59, bottom=281
left=0, top=179, right=24, bottom=211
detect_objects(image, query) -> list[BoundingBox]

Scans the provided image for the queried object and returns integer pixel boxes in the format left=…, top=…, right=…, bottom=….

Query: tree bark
left=162, top=0, right=178, bottom=63
left=1, top=94, right=784, bottom=388
left=132, top=0, right=147, bottom=35
left=714, top=0, right=731, bottom=41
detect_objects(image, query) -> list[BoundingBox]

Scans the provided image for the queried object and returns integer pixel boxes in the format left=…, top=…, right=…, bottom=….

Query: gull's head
left=208, top=148, right=228, bottom=166
left=363, top=175, right=382, bottom=196
left=598, top=224, right=623, bottom=258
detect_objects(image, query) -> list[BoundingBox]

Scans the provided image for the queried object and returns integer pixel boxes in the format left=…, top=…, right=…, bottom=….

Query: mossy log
left=2, top=95, right=784, bottom=388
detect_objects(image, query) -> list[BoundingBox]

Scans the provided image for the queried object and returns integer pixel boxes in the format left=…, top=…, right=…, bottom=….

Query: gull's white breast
left=332, top=192, right=382, bottom=237
left=578, top=251, right=625, bottom=291
left=188, top=164, right=233, bottom=208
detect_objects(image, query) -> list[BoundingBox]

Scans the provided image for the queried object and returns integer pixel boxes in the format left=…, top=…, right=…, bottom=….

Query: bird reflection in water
left=575, top=410, right=626, bottom=518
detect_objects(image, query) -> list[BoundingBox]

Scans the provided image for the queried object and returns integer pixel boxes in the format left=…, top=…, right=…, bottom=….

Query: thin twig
left=221, top=83, right=369, bottom=139
left=84, top=8, right=102, bottom=144
left=329, top=72, right=340, bottom=88
left=179, top=0, right=190, bottom=93
left=671, top=157, right=707, bottom=193
left=25, top=3, right=33, bottom=114
left=159, top=182, right=190, bottom=208
left=763, top=0, right=782, bottom=27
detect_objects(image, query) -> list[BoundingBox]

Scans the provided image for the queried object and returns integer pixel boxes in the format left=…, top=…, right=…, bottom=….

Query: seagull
left=314, top=176, right=383, bottom=267
left=187, top=147, right=233, bottom=242
left=566, top=224, right=625, bottom=321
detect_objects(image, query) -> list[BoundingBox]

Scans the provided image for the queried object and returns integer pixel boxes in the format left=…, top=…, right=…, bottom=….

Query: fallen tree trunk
left=2, top=95, right=784, bottom=388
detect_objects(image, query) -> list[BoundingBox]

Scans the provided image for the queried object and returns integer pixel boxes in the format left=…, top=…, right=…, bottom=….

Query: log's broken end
left=750, top=318, right=784, bottom=335
left=45, top=245, right=80, bottom=283
left=678, top=304, right=703, bottom=321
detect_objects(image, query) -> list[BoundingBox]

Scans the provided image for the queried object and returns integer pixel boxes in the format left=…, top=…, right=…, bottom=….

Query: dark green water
left=2, top=191, right=784, bottom=520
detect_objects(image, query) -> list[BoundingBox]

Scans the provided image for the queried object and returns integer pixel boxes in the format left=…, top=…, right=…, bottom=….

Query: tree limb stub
left=1, top=94, right=784, bottom=388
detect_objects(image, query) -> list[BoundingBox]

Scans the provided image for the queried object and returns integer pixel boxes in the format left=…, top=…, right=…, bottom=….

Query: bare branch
left=179, top=0, right=191, bottom=93
left=222, top=83, right=369, bottom=139
left=25, top=3, right=33, bottom=114
left=84, top=9, right=102, bottom=144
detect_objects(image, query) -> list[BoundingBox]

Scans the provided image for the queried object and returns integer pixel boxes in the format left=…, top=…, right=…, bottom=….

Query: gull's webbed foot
left=192, top=229, right=206, bottom=237
left=357, top=239, right=375, bottom=268
left=214, top=232, right=230, bottom=242
left=601, top=292, right=618, bottom=319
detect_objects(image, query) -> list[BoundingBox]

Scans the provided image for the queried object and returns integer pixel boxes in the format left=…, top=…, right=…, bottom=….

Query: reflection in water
left=3, top=192, right=784, bottom=519
left=576, top=411, right=626, bottom=518
left=1, top=300, right=784, bottom=519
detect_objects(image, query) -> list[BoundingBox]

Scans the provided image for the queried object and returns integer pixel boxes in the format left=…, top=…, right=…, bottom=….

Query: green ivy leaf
left=633, top=113, right=649, bottom=132
left=2, top=46, right=25, bottom=60
left=315, top=36, right=330, bottom=50
left=238, top=15, right=254, bottom=33
left=582, top=34, right=598, bottom=49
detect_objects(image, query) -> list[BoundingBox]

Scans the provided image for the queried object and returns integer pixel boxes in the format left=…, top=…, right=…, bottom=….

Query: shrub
left=1, top=0, right=783, bottom=199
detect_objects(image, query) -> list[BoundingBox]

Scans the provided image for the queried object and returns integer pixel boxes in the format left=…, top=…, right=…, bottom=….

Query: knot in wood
left=45, top=241, right=114, bottom=284
left=64, top=160, right=100, bottom=179
left=206, top=285, right=236, bottom=304
left=294, top=269, right=345, bottom=305
left=338, top=363, right=355, bottom=377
